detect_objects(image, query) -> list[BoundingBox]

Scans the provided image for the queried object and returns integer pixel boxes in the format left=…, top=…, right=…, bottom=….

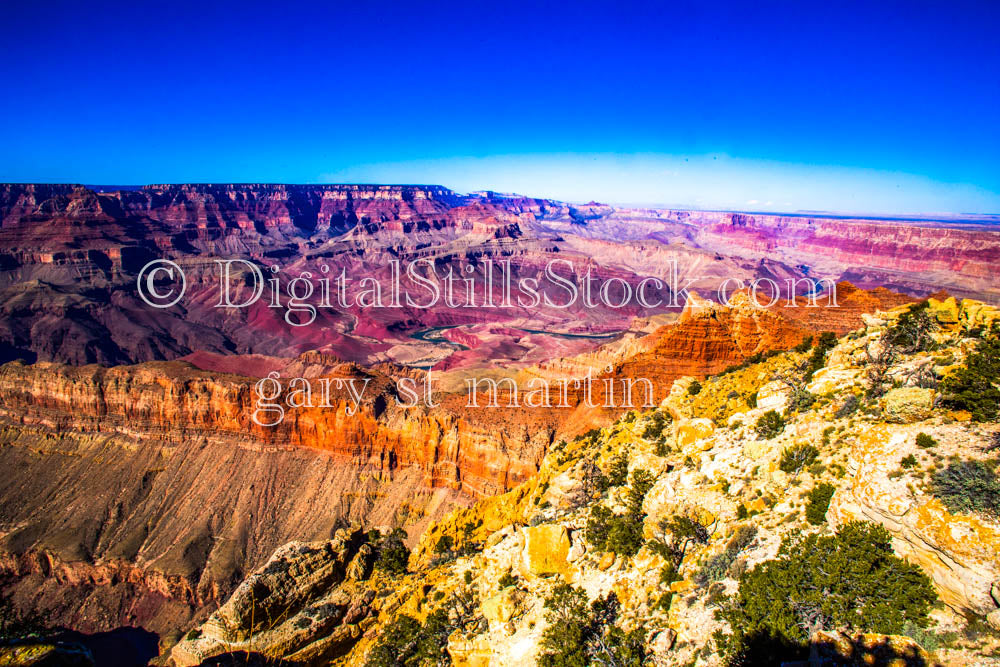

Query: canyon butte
left=0, top=183, right=998, bottom=666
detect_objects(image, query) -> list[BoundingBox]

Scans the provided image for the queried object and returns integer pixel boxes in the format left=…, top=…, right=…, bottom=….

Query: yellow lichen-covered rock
left=927, top=296, right=961, bottom=327
left=755, top=380, right=790, bottom=412
left=675, top=418, right=715, bottom=448
left=597, top=551, right=617, bottom=571
left=417, top=483, right=534, bottom=562
left=806, top=366, right=862, bottom=395
left=881, top=387, right=935, bottom=423
left=669, top=579, right=693, bottom=594
left=830, top=425, right=1000, bottom=615
left=748, top=498, right=769, bottom=513
left=482, top=586, right=524, bottom=626
left=520, top=524, right=572, bottom=577
left=447, top=632, right=492, bottom=667
left=743, top=438, right=776, bottom=460
left=957, top=298, right=1000, bottom=332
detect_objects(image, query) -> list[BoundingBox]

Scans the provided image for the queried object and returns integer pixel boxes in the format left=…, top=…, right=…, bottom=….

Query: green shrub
left=930, top=459, right=1000, bottom=518
left=779, top=443, right=819, bottom=474
left=805, top=483, right=835, bottom=525
left=884, top=301, right=937, bottom=353
left=915, top=432, right=937, bottom=449
left=626, top=469, right=655, bottom=513
left=433, top=535, right=454, bottom=555
left=696, top=525, right=757, bottom=585
left=940, top=326, right=1000, bottom=422
left=586, top=505, right=614, bottom=548
left=727, top=524, right=757, bottom=552
left=793, top=335, right=813, bottom=353
left=900, top=620, right=959, bottom=652
left=539, top=585, right=648, bottom=667
left=804, top=331, right=837, bottom=381
left=604, top=518, right=645, bottom=556
left=642, top=411, right=670, bottom=440
left=659, top=561, right=680, bottom=586
left=687, top=380, right=703, bottom=396
left=755, top=410, right=785, bottom=439
left=747, top=392, right=758, bottom=408
left=366, top=601, right=472, bottom=667
left=788, top=388, right=816, bottom=412
left=834, top=394, right=859, bottom=419
left=366, top=614, right=423, bottom=666
left=498, top=569, right=517, bottom=589
left=697, top=550, right=735, bottom=586
left=715, top=522, right=937, bottom=666
left=587, top=469, right=656, bottom=557
left=647, top=512, right=710, bottom=566
left=605, top=453, right=629, bottom=488
left=900, top=454, right=918, bottom=469
left=372, top=528, right=410, bottom=574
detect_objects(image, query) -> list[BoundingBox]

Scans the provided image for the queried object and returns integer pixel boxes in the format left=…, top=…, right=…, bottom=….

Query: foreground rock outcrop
left=170, top=528, right=377, bottom=666
left=171, top=296, right=1000, bottom=665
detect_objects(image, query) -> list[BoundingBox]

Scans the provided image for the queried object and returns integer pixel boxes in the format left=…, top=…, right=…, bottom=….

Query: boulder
left=882, top=387, right=934, bottom=423
left=743, top=438, right=777, bottom=460
left=520, top=524, right=572, bottom=577
left=806, top=366, right=862, bottom=396
left=170, top=528, right=375, bottom=667
left=958, top=299, right=1000, bottom=332
left=597, top=551, right=617, bottom=571
left=649, top=628, right=677, bottom=654
left=482, top=586, right=524, bottom=625
left=675, top=418, right=715, bottom=449
left=927, top=296, right=960, bottom=327
left=447, top=632, right=492, bottom=667
left=346, top=543, right=373, bottom=580
left=756, top=381, right=790, bottom=412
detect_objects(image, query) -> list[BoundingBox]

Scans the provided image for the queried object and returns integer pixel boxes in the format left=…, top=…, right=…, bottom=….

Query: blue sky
left=2, top=0, right=998, bottom=214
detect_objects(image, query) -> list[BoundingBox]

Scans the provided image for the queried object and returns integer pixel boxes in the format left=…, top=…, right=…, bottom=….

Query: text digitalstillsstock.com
left=136, top=258, right=841, bottom=425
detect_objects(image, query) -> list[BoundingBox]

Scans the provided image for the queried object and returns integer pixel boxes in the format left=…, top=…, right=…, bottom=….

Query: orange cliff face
left=0, top=358, right=561, bottom=633
left=600, top=292, right=810, bottom=392
left=531, top=283, right=910, bottom=409
left=0, top=360, right=559, bottom=498
left=774, top=280, right=915, bottom=334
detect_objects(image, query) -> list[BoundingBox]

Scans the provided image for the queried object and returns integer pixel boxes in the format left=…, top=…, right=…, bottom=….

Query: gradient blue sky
left=2, top=0, right=998, bottom=214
